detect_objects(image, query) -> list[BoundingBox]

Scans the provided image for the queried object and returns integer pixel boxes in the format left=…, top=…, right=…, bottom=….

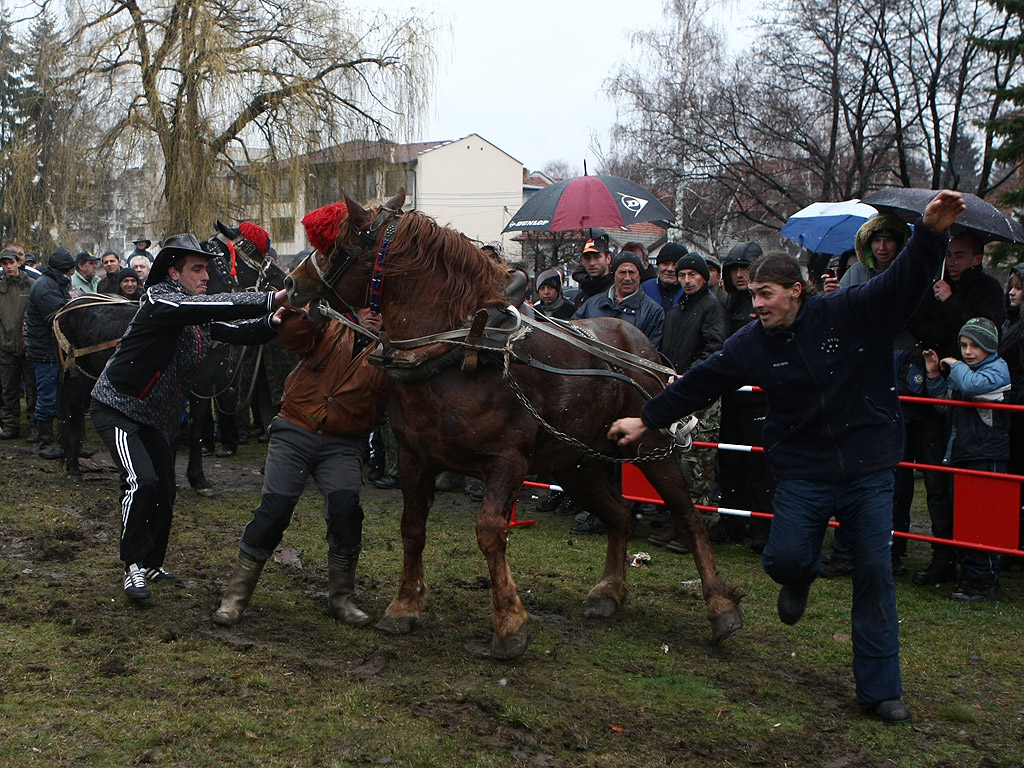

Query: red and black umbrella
left=502, top=174, right=676, bottom=233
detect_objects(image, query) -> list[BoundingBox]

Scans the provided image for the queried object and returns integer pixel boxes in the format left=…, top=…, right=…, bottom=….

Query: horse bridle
left=211, top=231, right=279, bottom=292
left=301, top=204, right=402, bottom=314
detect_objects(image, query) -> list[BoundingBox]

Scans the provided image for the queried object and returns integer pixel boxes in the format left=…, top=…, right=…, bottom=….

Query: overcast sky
left=383, top=0, right=756, bottom=174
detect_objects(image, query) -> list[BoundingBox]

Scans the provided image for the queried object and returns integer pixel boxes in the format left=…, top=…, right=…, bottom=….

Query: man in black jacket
left=25, top=247, right=75, bottom=459
left=706, top=242, right=775, bottom=550
left=90, top=234, right=292, bottom=601
left=906, top=231, right=1005, bottom=586
left=660, top=253, right=727, bottom=373
left=570, top=237, right=614, bottom=308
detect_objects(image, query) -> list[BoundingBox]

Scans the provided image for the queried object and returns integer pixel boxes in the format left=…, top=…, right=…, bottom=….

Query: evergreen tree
left=975, top=1, right=1024, bottom=207
left=0, top=10, right=26, bottom=242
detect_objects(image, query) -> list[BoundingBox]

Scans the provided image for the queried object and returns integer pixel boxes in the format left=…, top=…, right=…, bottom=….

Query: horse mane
left=343, top=207, right=509, bottom=329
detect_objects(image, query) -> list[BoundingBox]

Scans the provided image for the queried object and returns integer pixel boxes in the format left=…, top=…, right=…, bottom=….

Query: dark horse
left=55, top=224, right=286, bottom=486
left=283, top=189, right=742, bottom=659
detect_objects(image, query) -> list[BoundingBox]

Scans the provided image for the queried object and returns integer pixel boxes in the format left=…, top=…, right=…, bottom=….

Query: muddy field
left=2, top=434, right=1023, bottom=767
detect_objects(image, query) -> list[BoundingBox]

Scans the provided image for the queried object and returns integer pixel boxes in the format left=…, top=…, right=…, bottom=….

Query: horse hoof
left=490, top=625, right=529, bottom=660
left=376, top=614, right=416, bottom=635
left=710, top=609, right=743, bottom=644
left=583, top=594, right=620, bottom=619
left=194, top=486, right=214, bottom=498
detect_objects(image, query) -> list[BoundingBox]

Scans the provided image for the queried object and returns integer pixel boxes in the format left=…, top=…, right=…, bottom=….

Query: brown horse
left=284, top=189, right=742, bottom=659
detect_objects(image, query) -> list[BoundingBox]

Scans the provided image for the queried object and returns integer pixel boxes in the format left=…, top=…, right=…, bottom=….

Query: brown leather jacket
left=277, top=311, right=390, bottom=437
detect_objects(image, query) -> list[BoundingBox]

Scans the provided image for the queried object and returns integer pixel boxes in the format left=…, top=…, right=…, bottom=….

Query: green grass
left=2, top=434, right=1024, bottom=767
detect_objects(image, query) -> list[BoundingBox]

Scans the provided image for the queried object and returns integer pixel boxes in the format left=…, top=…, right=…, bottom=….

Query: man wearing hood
left=570, top=237, right=614, bottom=309
left=641, top=243, right=685, bottom=310
left=822, top=215, right=914, bottom=577
left=838, top=214, right=911, bottom=288
left=532, top=268, right=574, bottom=319
left=90, top=234, right=292, bottom=602
left=706, top=241, right=774, bottom=551
left=25, top=247, right=76, bottom=459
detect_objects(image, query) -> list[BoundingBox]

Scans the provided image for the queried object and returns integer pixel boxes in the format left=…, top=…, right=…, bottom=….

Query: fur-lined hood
left=854, top=214, right=912, bottom=271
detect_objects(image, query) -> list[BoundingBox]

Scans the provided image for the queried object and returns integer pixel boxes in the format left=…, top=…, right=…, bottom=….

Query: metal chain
left=501, top=365, right=677, bottom=463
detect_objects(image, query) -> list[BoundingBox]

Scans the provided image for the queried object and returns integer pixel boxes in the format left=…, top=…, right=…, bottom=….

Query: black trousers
left=91, top=399, right=176, bottom=569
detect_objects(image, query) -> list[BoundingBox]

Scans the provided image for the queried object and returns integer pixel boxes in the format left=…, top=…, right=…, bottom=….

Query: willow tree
left=66, top=0, right=438, bottom=234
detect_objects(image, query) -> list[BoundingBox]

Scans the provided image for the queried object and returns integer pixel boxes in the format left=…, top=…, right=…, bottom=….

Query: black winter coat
left=906, top=264, right=1005, bottom=358
left=661, top=288, right=728, bottom=374
left=25, top=266, right=72, bottom=363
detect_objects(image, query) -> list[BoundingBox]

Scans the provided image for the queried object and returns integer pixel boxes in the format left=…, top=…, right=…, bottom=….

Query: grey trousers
left=240, top=417, right=367, bottom=561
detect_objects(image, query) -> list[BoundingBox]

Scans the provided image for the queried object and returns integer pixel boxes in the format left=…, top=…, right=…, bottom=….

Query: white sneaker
left=123, top=563, right=151, bottom=600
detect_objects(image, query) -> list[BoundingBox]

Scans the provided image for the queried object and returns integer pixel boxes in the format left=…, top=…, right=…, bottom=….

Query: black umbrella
left=861, top=188, right=1024, bottom=244
left=502, top=174, right=676, bottom=233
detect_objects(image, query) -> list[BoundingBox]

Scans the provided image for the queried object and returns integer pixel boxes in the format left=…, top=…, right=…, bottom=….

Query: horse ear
left=344, top=193, right=372, bottom=230
left=384, top=188, right=406, bottom=212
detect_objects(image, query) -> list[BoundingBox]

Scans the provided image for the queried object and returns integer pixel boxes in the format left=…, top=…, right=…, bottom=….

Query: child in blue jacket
left=924, top=316, right=1011, bottom=602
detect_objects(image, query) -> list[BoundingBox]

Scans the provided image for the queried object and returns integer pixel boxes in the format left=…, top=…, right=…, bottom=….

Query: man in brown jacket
left=0, top=248, right=35, bottom=438
left=213, top=305, right=390, bottom=627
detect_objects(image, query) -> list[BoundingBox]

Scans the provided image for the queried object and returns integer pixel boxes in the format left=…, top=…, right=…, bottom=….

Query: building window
left=275, top=178, right=293, bottom=203
left=271, top=217, right=294, bottom=243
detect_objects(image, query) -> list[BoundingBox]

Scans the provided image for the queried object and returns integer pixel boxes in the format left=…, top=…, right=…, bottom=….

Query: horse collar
left=368, top=218, right=399, bottom=313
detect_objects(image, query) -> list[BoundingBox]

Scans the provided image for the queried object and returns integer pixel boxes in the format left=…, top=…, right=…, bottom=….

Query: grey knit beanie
left=959, top=317, right=999, bottom=355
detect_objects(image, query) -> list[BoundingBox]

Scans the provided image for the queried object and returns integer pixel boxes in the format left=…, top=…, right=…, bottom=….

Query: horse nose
left=283, top=274, right=294, bottom=294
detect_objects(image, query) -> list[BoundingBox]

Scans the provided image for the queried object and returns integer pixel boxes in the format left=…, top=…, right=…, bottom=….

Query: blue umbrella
left=779, top=200, right=877, bottom=255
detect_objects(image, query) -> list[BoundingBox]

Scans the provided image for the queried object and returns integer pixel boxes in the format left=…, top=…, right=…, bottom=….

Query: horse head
left=284, top=188, right=406, bottom=313
left=204, top=220, right=286, bottom=292
left=285, top=188, right=511, bottom=337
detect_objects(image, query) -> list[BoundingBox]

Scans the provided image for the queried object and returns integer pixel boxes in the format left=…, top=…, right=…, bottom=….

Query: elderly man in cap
left=90, top=233, right=293, bottom=601
left=70, top=250, right=100, bottom=295
left=641, top=243, right=685, bottom=310
left=573, top=249, right=664, bottom=347
left=0, top=248, right=35, bottom=439
left=25, top=247, right=76, bottom=458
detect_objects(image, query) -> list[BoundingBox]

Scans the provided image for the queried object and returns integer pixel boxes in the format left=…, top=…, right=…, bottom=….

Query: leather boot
left=327, top=551, right=370, bottom=626
left=37, top=420, right=63, bottom=460
left=212, top=552, right=265, bottom=627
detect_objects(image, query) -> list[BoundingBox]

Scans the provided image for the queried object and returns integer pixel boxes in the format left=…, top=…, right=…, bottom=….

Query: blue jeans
left=32, top=362, right=59, bottom=422
left=762, top=470, right=901, bottom=706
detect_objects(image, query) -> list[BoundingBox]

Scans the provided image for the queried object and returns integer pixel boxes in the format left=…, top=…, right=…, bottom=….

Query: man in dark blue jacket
left=609, top=190, right=966, bottom=725
left=573, top=251, right=664, bottom=347
left=91, top=234, right=292, bottom=601
left=25, top=247, right=76, bottom=459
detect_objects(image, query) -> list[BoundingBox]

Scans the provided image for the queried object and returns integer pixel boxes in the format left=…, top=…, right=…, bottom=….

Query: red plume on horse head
left=238, top=221, right=271, bottom=255
left=302, top=202, right=350, bottom=253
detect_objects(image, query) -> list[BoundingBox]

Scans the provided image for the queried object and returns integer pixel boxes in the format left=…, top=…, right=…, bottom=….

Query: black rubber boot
left=327, top=551, right=370, bottom=626
left=212, top=553, right=265, bottom=627
left=37, top=420, right=63, bottom=460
